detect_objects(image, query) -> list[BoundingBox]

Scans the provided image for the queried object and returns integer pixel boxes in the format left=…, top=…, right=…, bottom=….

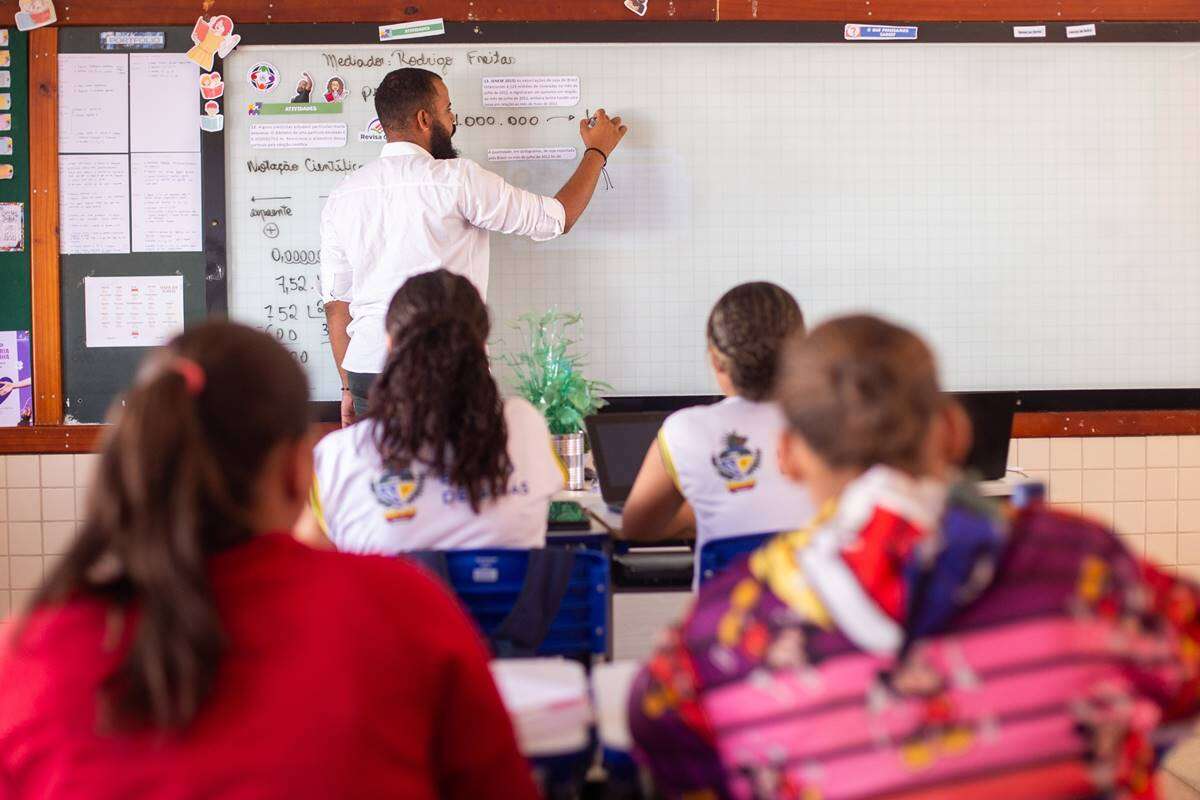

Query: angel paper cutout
left=187, top=15, right=241, bottom=72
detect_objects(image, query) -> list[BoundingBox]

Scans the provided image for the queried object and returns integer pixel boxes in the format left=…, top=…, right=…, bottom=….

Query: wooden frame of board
left=3, top=3, right=1199, bottom=453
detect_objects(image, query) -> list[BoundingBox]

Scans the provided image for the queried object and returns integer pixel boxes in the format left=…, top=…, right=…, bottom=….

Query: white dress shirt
left=320, top=141, right=566, bottom=373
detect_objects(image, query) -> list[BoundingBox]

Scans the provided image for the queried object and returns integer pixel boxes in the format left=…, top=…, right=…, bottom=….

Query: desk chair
left=407, top=549, right=610, bottom=661
left=697, top=532, right=778, bottom=586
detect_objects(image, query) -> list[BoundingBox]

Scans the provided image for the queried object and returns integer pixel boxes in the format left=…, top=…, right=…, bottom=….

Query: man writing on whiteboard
left=321, top=67, right=628, bottom=426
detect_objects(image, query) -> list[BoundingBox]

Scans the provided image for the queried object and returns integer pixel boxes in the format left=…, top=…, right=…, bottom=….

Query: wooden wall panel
left=28, top=27, right=61, bottom=426
left=719, top=0, right=1200, bottom=19
left=1012, top=411, right=1200, bottom=438
left=0, top=0, right=717, bottom=25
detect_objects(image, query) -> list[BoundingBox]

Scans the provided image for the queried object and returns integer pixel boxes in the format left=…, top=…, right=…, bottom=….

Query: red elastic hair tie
left=169, top=357, right=206, bottom=396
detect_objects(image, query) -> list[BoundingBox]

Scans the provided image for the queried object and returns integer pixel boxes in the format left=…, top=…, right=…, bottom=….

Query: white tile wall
left=0, top=455, right=94, bottom=616
left=1011, top=436, right=1200, bottom=577
left=4, top=436, right=1200, bottom=615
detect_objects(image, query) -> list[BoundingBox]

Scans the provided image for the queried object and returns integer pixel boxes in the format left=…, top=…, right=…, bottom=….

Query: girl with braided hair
left=298, top=269, right=565, bottom=553
left=622, top=282, right=814, bottom=586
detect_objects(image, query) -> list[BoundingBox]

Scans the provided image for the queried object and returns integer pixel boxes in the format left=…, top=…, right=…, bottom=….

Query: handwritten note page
left=59, top=54, right=129, bottom=153
left=59, top=155, right=131, bottom=254
left=131, top=153, right=201, bottom=252
left=130, top=53, right=200, bottom=154
left=84, top=275, right=184, bottom=348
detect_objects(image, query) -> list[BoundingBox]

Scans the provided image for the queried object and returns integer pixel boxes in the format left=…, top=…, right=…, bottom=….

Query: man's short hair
left=375, top=68, right=442, bottom=133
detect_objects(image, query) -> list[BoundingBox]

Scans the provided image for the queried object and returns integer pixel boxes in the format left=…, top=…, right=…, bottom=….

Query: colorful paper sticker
left=291, top=72, right=313, bottom=103
left=359, top=117, right=386, bottom=142
left=200, top=71, right=224, bottom=99
left=0, top=165, right=14, bottom=180
left=0, top=72, right=9, bottom=89
left=1013, top=25, right=1047, bottom=38
left=0, top=203, right=24, bottom=252
left=323, top=76, right=347, bottom=103
left=845, top=24, right=919, bottom=40
left=0, top=138, right=12, bottom=156
left=0, top=95, right=11, bottom=111
left=200, top=99, right=224, bottom=133
left=0, top=53, right=11, bottom=68
left=14, top=0, right=56, bottom=32
left=187, top=15, right=240, bottom=72
left=1066, top=23, right=1097, bottom=38
left=624, top=0, right=648, bottom=16
left=247, top=62, right=279, bottom=94
left=378, top=18, right=446, bottom=42
left=100, top=30, right=165, bottom=50
left=0, top=115, right=11, bottom=131
left=0, top=31, right=8, bottom=46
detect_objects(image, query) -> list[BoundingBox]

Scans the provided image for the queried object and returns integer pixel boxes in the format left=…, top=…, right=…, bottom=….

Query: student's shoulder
left=504, top=396, right=550, bottom=434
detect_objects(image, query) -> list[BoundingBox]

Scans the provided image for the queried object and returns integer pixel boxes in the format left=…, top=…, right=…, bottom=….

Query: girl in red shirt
left=0, top=322, right=537, bottom=800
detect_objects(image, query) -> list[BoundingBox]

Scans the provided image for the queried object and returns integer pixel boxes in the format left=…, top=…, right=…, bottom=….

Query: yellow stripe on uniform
left=657, top=427, right=682, bottom=493
left=309, top=475, right=329, bottom=535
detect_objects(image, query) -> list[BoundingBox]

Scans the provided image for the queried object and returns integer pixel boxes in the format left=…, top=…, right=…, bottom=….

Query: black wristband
left=584, top=147, right=608, bottom=166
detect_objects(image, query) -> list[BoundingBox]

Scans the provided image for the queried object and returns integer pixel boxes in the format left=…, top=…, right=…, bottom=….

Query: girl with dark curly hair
left=299, top=269, right=565, bottom=552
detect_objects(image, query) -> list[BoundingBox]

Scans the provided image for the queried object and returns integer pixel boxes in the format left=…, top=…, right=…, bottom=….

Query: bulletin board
left=0, top=28, right=30, bottom=331
left=56, top=26, right=215, bottom=422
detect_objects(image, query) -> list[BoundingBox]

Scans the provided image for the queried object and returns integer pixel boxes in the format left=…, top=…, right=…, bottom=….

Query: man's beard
left=429, top=120, right=459, bottom=160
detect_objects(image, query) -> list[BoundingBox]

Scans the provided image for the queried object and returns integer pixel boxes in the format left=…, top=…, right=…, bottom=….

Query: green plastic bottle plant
left=503, top=310, right=610, bottom=436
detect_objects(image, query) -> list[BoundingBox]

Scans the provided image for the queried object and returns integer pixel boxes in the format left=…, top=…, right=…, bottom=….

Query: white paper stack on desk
left=489, top=659, right=593, bottom=756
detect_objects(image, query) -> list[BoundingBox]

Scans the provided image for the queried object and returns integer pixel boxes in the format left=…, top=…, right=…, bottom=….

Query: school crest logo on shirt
left=712, top=432, right=761, bottom=493
left=372, top=468, right=424, bottom=522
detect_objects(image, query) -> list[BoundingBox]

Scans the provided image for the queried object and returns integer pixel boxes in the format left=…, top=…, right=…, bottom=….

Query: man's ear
left=414, top=107, right=431, bottom=132
left=777, top=429, right=808, bottom=484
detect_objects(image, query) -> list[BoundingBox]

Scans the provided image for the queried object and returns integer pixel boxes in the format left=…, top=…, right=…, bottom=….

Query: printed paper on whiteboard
left=488, top=147, right=577, bottom=162
left=483, top=76, right=580, bottom=108
left=85, top=275, right=184, bottom=348
left=1066, top=23, right=1097, bottom=38
left=1013, top=25, right=1047, bottom=38
left=250, top=122, right=347, bottom=149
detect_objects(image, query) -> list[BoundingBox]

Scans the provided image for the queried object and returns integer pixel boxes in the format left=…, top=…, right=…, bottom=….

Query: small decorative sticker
left=624, top=0, right=648, bottom=16
left=291, top=72, right=314, bottom=103
left=0, top=115, right=10, bottom=131
left=0, top=165, right=14, bottom=180
left=0, top=137, right=12, bottom=156
left=0, top=53, right=11, bottom=68
left=323, top=75, right=347, bottom=103
left=200, top=71, right=224, bottom=99
left=0, top=95, right=11, bottom=111
left=200, top=100, right=224, bottom=133
left=14, top=0, right=56, bottom=32
left=0, top=72, right=9, bottom=89
left=187, top=15, right=240, bottom=71
left=247, top=62, right=279, bottom=94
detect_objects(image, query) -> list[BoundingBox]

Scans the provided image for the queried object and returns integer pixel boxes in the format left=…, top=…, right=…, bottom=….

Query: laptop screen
left=585, top=411, right=669, bottom=504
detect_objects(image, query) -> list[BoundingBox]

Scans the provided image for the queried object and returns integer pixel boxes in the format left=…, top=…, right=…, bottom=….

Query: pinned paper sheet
left=59, top=54, right=129, bottom=153
left=483, top=76, right=581, bottom=108
left=131, top=153, right=202, bottom=252
left=1013, top=25, right=1047, bottom=38
left=59, top=154, right=131, bottom=254
left=379, top=18, right=446, bottom=42
left=84, top=275, right=184, bottom=348
left=1066, top=23, right=1097, bottom=38
left=0, top=203, right=23, bottom=251
left=250, top=122, right=347, bottom=149
left=488, top=147, right=578, bottom=162
left=130, top=53, right=200, bottom=154
left=187, top=15, right=240, bottom=71
left=14, top=0, right=56, bottom=32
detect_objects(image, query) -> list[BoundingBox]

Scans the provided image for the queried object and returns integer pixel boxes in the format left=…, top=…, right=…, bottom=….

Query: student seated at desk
left=299, top=269, right=564, bottom=553
left=621, top=282, right=813, bottom=573
left=629, top=314, right=1200, bottom=800
left=0, top=322, right=536, bottom=800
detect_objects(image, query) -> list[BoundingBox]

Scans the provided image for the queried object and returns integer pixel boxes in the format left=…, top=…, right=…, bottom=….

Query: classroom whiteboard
left=224, top=43, right=1200, bottom=402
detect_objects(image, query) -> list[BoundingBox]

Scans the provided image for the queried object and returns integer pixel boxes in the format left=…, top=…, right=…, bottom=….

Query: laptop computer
left=585, top=411, right=669, bottom=512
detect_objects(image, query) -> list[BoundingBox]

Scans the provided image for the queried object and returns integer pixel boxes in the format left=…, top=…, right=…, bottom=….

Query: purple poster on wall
left=0, top=330, right=32, bottom=426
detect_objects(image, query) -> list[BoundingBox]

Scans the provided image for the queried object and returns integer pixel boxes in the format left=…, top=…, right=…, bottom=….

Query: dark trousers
left=346, top=371, right=379, bottom=418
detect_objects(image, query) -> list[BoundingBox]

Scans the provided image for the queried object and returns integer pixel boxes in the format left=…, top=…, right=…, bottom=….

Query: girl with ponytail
left=622, top=281, right=815, bottom=586
left=0, top=321, right=537, bottom=800
left=300, top=269, right=564, bottom=553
